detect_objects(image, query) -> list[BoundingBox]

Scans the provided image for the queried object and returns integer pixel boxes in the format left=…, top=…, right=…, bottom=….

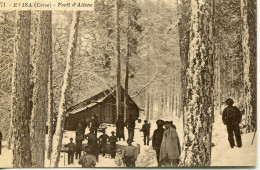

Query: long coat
left=159, top=127, right=181, bottom=162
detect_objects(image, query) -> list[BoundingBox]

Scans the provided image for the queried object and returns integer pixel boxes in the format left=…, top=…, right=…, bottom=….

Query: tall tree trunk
left=115, top=0, right=122, bottom=120
left=46, top=11, right=54, bottom=160
left=50, top=11, right=80, bottom=167
left=47, top=51, right=54, bottom=160
left=217, top=54, right=222, bottom=115
left=124, top=2, right=130, bottom=121
left=30, top=11, right=51, bottom=167
left=178, top=0, right=191, bottom=131
left=180, top=0, right=214, bottom=166
left=11, top=11, right=32, bottom=168
left=241, top=0, right=257, bottom=132
left=145, top=90, right=150, bottom=120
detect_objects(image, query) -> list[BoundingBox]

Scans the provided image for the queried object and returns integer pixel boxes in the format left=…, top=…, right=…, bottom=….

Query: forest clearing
left=0, top=0, right=257, bottom=168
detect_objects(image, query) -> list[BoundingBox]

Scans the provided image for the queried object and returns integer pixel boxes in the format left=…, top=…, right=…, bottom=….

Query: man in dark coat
left=152, top=120, right=164, bottom=167
left=85, top=128, right=99, bottom=161
left=141, top=120, right=151, bottom=145
left=222, top=98, right=242, bottom=148
left=65, top=138, right=76, bottom=165
left=126, top=114, right=135, bottom=141
left=91, top=114, right=100, bottom=137
left=116, top=116, right=125, bottom=141
left=109, top=131, right=118, bottom=158
left=99, top=129, right=109, bottom=157
left=0, top=130, right=2, bottom=155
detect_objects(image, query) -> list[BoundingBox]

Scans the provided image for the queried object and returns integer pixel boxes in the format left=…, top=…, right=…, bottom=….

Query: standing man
left=152, top=120, right=164, bottom=166
left=109, top=131, right=118, bottom=159
left=222, top=98, right=242, bottom=148
left=99, top=129, right=109, bottom=157
left=0, top=130, right=2, bottom=155
left=126, top=114, right=135, bottom=141
left=116, top=116, right=125, bottom=141
left=85, top=128, right=99, bottom=161
left=122, top=139, right=138, bottom=167
left=91, top=114, right=100, bottom=137
left=141, top=120, right=151, bottom=145
left=75, top=131, right=84, bottom=159
left=159, top=121, right=181, bottom=167
left=65, top=138, right=76, bottom=165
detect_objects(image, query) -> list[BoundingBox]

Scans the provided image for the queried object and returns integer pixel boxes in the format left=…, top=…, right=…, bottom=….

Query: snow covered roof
left=67, top=86, right=140, bottom=115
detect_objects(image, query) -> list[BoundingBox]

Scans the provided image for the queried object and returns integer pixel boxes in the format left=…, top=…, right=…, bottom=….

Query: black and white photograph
left=0, top=0, right=257, bottom=168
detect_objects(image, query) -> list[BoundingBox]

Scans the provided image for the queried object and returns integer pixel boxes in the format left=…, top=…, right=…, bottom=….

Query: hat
left=156, top=119, right=164, bottom=125
left=225, top=98, right=234, bottom=105
left=144, top=120, right=148, bottom=123
left=164, top=121, right=171, bottom=125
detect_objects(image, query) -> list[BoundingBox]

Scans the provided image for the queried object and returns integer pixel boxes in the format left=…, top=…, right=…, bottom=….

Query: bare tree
left=50, top=11, right=80, bottom=167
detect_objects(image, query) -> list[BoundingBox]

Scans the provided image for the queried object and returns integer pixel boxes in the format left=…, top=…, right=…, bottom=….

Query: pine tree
left=241, top=0, right=257, bottom=132
left=11, top=11, right=32, bottom=168
left=115, top=0, right=122, bottom=120
left=180, top=0, right=214, bottom=166
left=29, top=11, right=52, bottom=167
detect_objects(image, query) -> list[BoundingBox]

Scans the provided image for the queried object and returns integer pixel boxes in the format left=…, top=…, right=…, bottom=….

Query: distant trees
left=11, top=11, right=32, bottom=168
left=180, top=0, right=214, bottom=166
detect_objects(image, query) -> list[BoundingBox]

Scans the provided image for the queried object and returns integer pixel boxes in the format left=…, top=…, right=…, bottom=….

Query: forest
left=0, top=0, right=257, bottom=168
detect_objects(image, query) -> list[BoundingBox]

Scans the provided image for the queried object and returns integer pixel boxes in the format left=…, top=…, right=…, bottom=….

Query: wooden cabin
left=65, top=86, right=140, bottom=131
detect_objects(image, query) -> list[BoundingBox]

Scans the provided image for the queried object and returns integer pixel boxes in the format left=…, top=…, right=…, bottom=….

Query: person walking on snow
left=222, top=98, right=242, bottom=148
left=140, top=120, right=151, bottom=145
left=159, top=121, right=181, bottom=167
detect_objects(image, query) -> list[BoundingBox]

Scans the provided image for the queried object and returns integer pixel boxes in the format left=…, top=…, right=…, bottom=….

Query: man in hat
left=85, top=128, right=99, bottom=161
left=222, top=98, right=242, bottom=148
left=122, top=139, right=138, bottom=167
left=152, top=120, right=164, bottom=166
left=109, top=131, right=118, bottom=158
left=159, top=121, right=181, bottom=167
left=99, top=129, right=109, bottom=157
left=141, top=120, right=151, bottom=145
left=65, top=137, right=76, bottom=165
left=78, top=146, right=96, bottom=167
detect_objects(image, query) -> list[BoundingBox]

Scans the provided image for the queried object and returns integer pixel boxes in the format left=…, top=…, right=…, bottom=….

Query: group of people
left=65, top=97, right=243, bottom=168
left=151, top=120, right=181, bottom=167
left=64, top=128, right=118, bottom=167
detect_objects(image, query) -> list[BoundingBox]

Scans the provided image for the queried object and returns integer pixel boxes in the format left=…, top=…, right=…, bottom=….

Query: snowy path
left=0, top=114, right=257, bottom=167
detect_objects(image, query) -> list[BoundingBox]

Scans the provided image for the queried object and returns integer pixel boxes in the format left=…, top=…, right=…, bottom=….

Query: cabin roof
left=67, top=86, right=140, bottom=115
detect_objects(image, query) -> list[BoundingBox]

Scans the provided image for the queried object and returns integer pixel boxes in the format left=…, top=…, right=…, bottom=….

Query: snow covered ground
left=0, top=112, right=257, bottom=168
